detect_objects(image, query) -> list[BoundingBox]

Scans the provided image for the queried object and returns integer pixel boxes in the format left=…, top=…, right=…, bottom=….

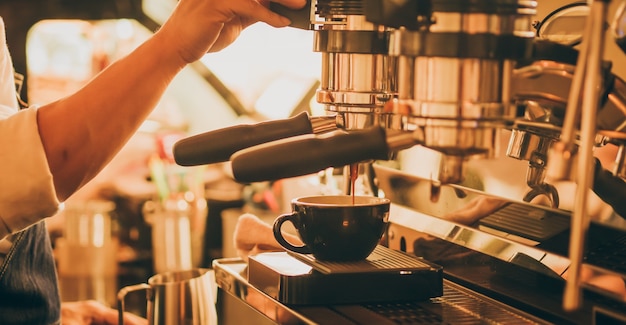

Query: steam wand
left=546, top=0, right=609, bottom=312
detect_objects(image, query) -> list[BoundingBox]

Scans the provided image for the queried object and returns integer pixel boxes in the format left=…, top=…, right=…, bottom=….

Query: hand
left=234, top=213, right=302, bottom=261
left=592, top=158, right=626, bottom=219
left=158, top=0, right=307, bottom=64
left=38, top=0, right=306, bottom=202
left=563, top=265, right=626, bottom=298
left=60, top=300, right=147, bottom=325
left=442, top=196, right=507, bottom=225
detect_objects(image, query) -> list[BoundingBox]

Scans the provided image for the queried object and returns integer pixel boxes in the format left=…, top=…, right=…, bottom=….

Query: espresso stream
left=350, top=163, right=358, bottom=205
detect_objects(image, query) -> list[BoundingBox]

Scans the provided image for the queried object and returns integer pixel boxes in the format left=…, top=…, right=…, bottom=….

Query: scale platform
left=248, top=245, right=443, bottom=305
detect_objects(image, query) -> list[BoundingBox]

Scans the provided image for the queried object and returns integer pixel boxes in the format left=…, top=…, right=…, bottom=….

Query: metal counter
left=213, top=257, right=551, bottom=325
left=212, top=164, right=626, bottom=325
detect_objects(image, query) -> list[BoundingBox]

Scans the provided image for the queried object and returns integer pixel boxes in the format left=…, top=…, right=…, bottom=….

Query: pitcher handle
left=117, top=283, right=150, bottom=325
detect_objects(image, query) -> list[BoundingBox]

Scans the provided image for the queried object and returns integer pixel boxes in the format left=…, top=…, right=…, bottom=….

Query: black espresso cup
left=273, top=195, right=391, bottom=261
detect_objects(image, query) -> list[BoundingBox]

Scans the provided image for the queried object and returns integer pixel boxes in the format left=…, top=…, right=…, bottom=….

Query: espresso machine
left=174, top=0, right=626, bottom=323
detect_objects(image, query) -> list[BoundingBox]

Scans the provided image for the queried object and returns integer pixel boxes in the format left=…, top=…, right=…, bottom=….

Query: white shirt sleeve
left=0, top=16, right=59, bottom=240
left=0, top=18, right=16, bottom=113
left=0, top=107, right=60, bottom=240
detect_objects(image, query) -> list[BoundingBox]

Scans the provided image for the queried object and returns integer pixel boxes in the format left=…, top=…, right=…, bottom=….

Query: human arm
left=36, top=0, right=304, bottom=202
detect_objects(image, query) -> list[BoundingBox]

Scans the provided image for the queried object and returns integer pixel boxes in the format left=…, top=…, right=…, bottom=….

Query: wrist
left=149, top=28, right=194, bottom=68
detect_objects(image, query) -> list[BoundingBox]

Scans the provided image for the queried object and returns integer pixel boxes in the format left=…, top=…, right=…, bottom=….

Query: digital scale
left=247, top=245, right=444, bottom=305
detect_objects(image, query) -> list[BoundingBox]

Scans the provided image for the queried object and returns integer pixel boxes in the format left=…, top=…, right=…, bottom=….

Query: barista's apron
left=0, top=221, right=61, bottom=324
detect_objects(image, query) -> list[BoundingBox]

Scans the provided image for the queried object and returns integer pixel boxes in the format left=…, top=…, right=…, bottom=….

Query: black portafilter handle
left=270, top=0, right=313, bottom=30
left=173, top=112, right=316, bottom=166
left=230, top=127, right=416, bottom=183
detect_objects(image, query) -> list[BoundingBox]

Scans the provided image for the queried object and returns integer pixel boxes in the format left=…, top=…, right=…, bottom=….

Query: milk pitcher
left=117, top=268, right=217, bottom=325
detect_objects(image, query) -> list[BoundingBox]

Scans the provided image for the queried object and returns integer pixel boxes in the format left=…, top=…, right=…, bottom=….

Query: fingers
left=119, top=312, right=149, bottom=325
left=266, top=0, right=308, bottom=10
left=239, top=0, right=308, bottom=28
left=60, top=300, right=147, bottom=325
left=239, top=0, right=293, bottom=28
left=159, top=0, right=309, bottom=60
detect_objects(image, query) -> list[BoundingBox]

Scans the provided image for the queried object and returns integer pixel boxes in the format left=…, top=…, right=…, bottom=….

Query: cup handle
left=117, top=283, right=150, bottom=325
left=273, top=212, right=312, bottom=255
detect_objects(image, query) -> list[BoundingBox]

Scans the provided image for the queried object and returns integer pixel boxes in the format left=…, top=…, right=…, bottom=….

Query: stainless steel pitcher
left=117, top=268, right=217, bottom=325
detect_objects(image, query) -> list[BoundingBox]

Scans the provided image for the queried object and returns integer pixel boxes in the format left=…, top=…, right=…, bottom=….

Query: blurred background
left=2, top=0, right=626, bottom=314
left=1, top=0, right=323, bottom=311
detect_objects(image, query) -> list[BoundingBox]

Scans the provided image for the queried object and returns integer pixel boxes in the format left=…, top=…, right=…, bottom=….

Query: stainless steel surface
left=117, top=268, right=217, bottom=325
left=535, top=2, right=589, bottom=46
left=374, top=164, right=571, bottom=274
left=179, top=0, right=626, bottom=320
left=214, top=259, right=316, bottom=325
left=313, top=10, right=395, bottom=131
left=213, top=257, right=551, bottom=324
left=214, top=156, right=626, bottom=323
left=509, top=46, right=626, bottom=203
left=507, top=125, right=560, bottom=207
left=374, top=162, right=626, bottom=320
left=380, top=2, right=536, bottom=184
left=309, top=115, right=339, bottom=134
left=57, top=200, right=118, bottom=306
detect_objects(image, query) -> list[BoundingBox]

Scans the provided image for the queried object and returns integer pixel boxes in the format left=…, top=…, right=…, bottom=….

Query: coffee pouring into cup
left=273, top=195, right=391, bottom=262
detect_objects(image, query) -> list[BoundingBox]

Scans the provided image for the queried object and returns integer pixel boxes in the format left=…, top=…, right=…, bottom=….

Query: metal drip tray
left=359, top=282, right=547, bottom=324
left=478, top=202, right=571, bottom=242
left=213, top=257, right=551, bottom=324
left=247, top=245, right=443, bottom=305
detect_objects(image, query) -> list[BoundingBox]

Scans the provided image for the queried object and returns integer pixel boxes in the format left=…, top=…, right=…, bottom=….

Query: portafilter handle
left=230, top=127, right=416, bottom=183
left=269, top=0, right=313, bottom=30
left=173, top=112, right=335, bottom=166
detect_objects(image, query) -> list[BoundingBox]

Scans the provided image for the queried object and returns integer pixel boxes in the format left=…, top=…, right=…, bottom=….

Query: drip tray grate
left=361, top=282, right=546, bottom=324
left=289, top=245, right=437, bottom=274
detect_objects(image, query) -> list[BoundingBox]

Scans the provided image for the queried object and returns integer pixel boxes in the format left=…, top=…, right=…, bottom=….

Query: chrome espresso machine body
left=174, top=0, right=626, bottom=323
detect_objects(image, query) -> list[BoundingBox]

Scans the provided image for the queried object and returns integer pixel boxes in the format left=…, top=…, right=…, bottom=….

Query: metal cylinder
left=388, top=1, right=536, bottom=156
left=383, top=0, right=536, bottom=183
left=313, top=1, right=397, bottom=130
